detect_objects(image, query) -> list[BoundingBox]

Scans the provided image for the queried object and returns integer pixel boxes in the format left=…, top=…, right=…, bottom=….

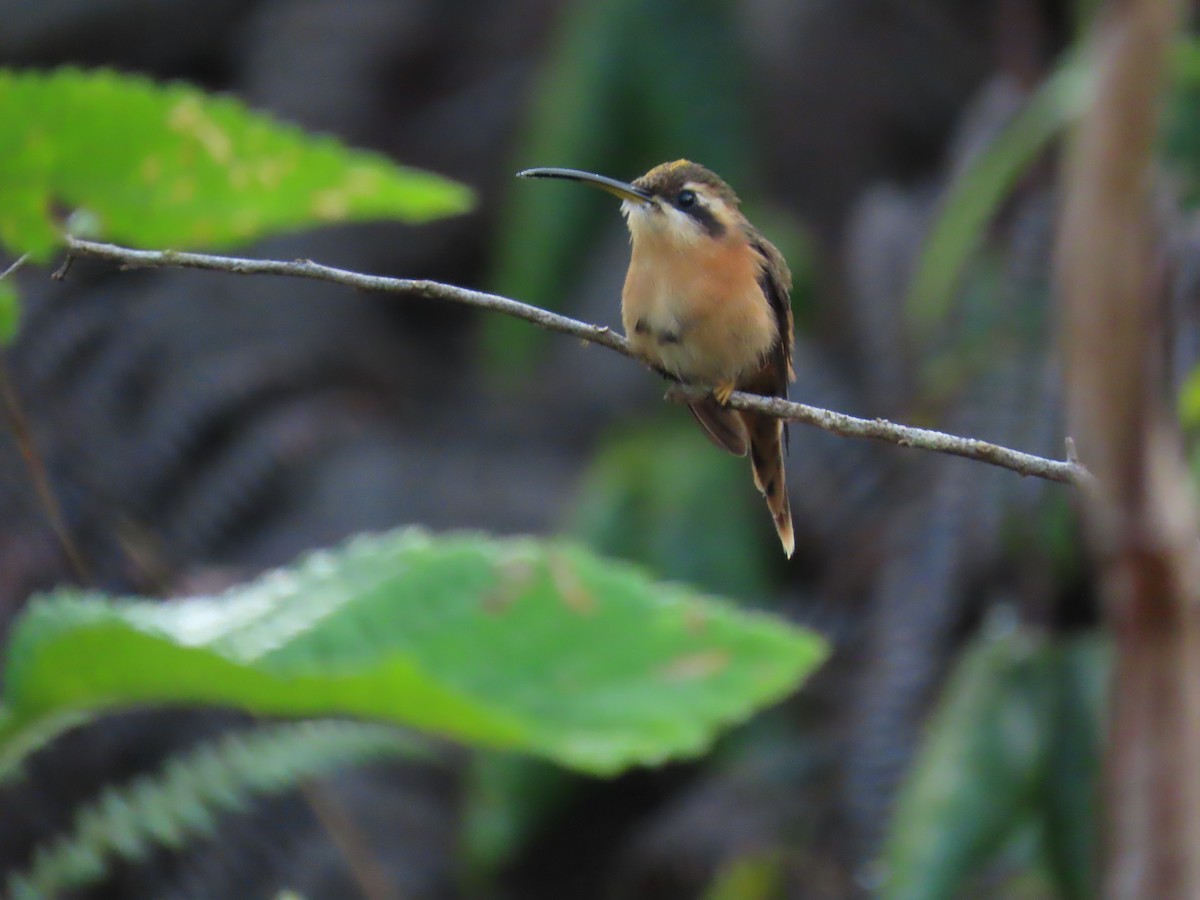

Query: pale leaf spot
left=482, top=559, right=535, bottom=615
left=661, top=650, right=730, bottom=682
left=312, top=189, right=349, bottom=220
left=140, top=156, right=163, bottom=184
left=683, top=607, right=710, bottom=635
left=170, top=179, right=196, bottom=203
left=257, top=160, right=286, bottom=189
left=345, top=165, right=383, bottom=195
left=228, top=164, right=251, bottom=190
left=549, top=555, right=595, bottom=616
left=231, top=210, right=260, bottom=238
left=167, top=96, right=233, bottom=165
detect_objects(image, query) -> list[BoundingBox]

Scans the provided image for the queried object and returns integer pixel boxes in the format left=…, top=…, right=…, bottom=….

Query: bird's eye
left=676, top=189, right=696, bottom=209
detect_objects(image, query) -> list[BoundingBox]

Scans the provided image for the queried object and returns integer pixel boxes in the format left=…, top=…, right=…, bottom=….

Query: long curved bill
left=516, top=167, right=652, bottom=204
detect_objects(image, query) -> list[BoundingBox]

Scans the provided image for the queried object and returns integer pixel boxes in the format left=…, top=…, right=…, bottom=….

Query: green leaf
left=881, top=626, right=1057, bottom=900
left=1179, top=364, right=1200, bottom=430
left=1163, top=38, right=1200, bottom=207
left=883, top=630, right=1105, bottom=900
left=0, top=68, right=473, bottom=259
left=702, top=852, right=786, bottom=900
left=460, top=752, right=580, bottom=881
left=0, top=277, right=18, bottom=345
left=1, top=528, right=825, bottom=777
left=6, top=720, right=424, bottom=898
left=571, top=425, right=776, bottom=597
left=1041, top=638, right=1103, bottom=900
left=905, top=50, right=1093, bottom=333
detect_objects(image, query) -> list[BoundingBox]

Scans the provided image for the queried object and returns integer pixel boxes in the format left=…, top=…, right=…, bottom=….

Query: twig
left=1, top=253, right=30, bottom=282
left=63, top=237, right=627, bottom=354
left=0, top=254, right=92, bottom=582
left=299, top=782, right=400, bottom=900
left=62, top=236, right=1091, bottom=486
left=665, top=385, right=1088, bottom=485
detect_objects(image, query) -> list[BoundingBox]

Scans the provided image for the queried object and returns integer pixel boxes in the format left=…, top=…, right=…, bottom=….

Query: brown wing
left=688, top=396, right=749, bottom=456
left=748, top=233, right=794, bottom=445
left=748, top=234, right=794, bottom=390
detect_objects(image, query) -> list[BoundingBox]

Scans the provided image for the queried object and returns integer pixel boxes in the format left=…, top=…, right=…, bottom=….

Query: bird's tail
left=745, top=412, right=794, bottom=557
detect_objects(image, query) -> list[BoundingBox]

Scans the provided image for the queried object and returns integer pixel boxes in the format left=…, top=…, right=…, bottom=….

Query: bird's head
left=517, top=160, right=743, bottom=249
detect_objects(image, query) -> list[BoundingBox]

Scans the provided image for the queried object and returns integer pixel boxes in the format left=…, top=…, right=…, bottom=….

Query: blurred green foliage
left=886, top=25, right=1200, bottom=900
left=465, top=422, right=788, bottom=881
left=455, top=422, right=788, bottom=887
left=0, top=278, right=17, bottom=346
left=1178, top=365, right=1200, bottom=477
left=0, top=528, right=825, bottom=778
left=1180, top=365, right=1200, bottom=429
left=0, top=526, right=825, bottom=895
left=460, top=750, right=580, bottom=884
left=883, top=626, right=1103, bottom=900
left=0, top=67, right=472, bottom=260
left=905, top=52, right=1092, bottom=337
left=6, top=721, right=425, bottom=899
left=571, top=424, right=778, bottom=598
left=1162, top=37, right=1200, bottom=204
left=489, top=0, right=811, bottom=377
left=912, top=33, right=1200, bottom=341
left=702, top=851, right=786, bottom=900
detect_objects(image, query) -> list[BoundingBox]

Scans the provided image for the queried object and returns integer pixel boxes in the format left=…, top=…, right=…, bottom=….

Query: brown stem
left=1055, top=0, right=1197, bottom=894
left=0, top=359, right=91, bottom=584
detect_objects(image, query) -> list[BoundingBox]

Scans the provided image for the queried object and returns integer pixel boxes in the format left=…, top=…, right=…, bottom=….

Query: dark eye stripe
left=680, top=198, right=725, bottom=238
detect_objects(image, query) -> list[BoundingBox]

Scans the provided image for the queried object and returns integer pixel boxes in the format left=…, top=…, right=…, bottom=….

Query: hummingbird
left=517, top=160, right=795, bottom=557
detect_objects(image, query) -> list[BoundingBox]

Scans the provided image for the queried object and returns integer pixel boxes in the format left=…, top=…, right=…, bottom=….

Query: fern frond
left=6, top=720, right=428, bottom=898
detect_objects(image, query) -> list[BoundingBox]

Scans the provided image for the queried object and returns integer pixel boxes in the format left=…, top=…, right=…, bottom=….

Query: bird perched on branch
left=518, top=160, right=796, bottom=557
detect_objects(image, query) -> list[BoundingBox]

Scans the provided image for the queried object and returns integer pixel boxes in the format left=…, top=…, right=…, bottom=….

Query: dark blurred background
left=0, top=0, right=1123, bottom=897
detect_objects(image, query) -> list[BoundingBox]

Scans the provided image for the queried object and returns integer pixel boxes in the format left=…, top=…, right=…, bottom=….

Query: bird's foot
left=712, top=381, right=736, bottom=406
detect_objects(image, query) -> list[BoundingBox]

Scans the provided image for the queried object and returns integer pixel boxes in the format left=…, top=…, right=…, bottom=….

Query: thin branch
left=1, top=253, right=30, bottom=282
left=62, top=236, right=1091, bottom=486
left=62, top=237, right=628, bottom=354
left=1, top=252, right=92, bottom=582
left=299, top=782, right=399, bottom=900
left=665, top=385, right=1088, bottom=485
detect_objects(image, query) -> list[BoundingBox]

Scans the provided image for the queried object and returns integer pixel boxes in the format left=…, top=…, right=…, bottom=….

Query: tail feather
left=745, top=412, right=794, bottom=558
